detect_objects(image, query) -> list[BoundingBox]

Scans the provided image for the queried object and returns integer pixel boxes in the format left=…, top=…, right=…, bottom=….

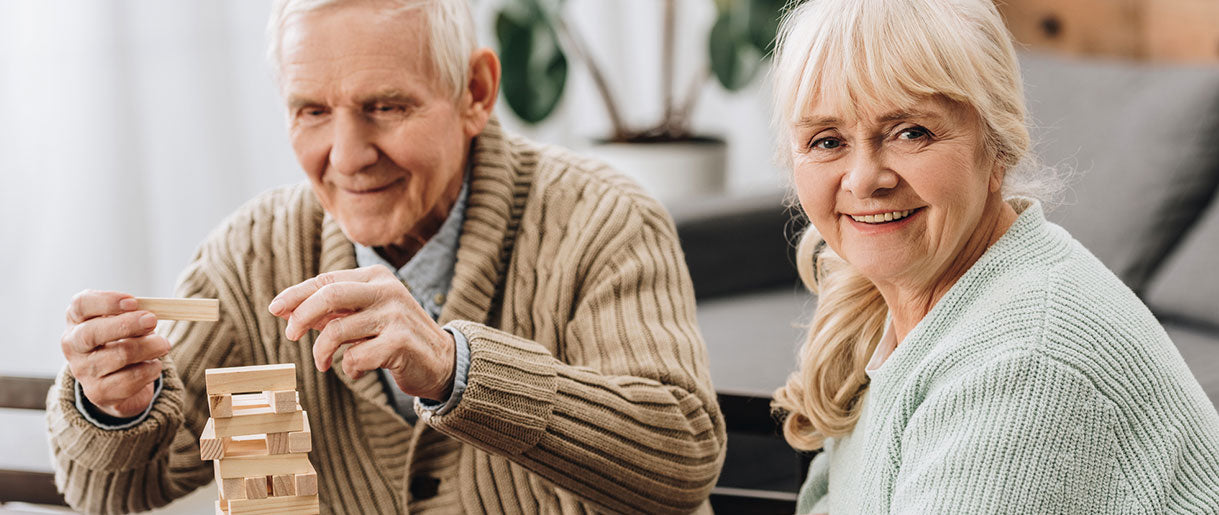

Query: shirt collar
left=353, top=174, right=470, bottom=320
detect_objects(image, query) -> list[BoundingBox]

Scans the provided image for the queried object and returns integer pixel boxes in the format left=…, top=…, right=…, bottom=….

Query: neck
left=376, top=169, right=465, bottom=268
left=879, top=194, right=1018, bottom=342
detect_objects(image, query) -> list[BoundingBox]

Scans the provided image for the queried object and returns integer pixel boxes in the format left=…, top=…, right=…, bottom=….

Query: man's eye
left=811, top=137, right=842, bottom=150
left=299, top=107, right=328, bottom=118
left=370, top=104, right=406, bottom=114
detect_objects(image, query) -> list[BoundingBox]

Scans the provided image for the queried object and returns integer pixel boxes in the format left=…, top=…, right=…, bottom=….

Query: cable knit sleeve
left=889, top=349, right=1127, bottom=513
left=425, top=191, right=727, bottom=514
left=45, top=247, right=245, bottom=514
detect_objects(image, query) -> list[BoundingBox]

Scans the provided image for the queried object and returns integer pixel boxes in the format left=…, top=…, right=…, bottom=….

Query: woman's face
left=790, top=95, right=1005, bottom=291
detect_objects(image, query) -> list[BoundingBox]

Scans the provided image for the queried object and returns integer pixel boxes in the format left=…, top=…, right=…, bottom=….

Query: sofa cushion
left=1145, top=199, right=1219, bottom=327
left=696, top=287, right=813, bottom=396
left=1020, top=51, right=1219, bottom=293
left=1163, top=323, right=1219, bottom=408
left=672, top=193, right=804, bottom=299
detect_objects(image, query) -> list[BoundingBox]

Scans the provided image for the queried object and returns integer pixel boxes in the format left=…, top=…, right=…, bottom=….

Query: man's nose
left=329, top=113, right=378, bottom=175
left=842, top=150, right=898, bottom=199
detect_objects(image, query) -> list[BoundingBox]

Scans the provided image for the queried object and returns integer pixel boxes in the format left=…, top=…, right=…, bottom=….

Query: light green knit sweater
left=798, top=200, right=1219, bottom=514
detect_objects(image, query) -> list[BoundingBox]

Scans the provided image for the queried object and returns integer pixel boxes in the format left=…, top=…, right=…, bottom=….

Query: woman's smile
left=843, top=206, right=925, bottom=234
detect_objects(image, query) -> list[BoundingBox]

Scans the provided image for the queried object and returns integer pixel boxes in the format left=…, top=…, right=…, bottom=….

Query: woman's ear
left=988, top=159, right=1006, bottom=193
left=462, top=48, right=501, bottom=138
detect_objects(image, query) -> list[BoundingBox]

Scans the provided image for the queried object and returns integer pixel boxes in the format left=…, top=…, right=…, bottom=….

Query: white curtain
left=0, top=1, right=300, bottom=378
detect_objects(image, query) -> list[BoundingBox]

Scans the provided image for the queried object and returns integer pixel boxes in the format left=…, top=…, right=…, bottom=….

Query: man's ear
left=461, top=48, right=500, bottom=138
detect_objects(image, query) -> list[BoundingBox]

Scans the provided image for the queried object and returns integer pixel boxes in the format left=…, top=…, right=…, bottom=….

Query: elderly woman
left=769, top=0, right=1219, bottom=513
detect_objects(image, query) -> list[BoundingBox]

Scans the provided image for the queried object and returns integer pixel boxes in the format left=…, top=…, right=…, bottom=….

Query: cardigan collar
left=315, top=116, right=530, bottom=407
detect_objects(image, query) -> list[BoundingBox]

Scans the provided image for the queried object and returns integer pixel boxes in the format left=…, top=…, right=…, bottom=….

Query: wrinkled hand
left=268, top=266, right=456, bottom=401
left=61, top=290, right=170, bottom=418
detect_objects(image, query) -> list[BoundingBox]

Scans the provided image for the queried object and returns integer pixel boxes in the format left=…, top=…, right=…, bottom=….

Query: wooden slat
left=200, top=418, right=227, bottom=460
left=227, top=494, right=319, bottom=514
left=212, top=408, right=305, bottom=438
left=135, top=297, right=219, bottom=321
left=215, top=454, right=312, bottom=479
left=0, top=376, right=55, bottom=410
left=205, top=365, right=296, bottom=395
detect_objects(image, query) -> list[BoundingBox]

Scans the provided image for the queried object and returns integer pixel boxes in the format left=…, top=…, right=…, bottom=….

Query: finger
left=66, top=290, right=137, bottom=324
left=312, top=311, right=380, bottom=371
left=285, top=281, right=378, bottom=341
left=340, top=337, right=397, bottom=382
left=268, top=267, right=381, bottom=318
left=65, top=311, right=158, bottom=354
left=84, top=359, right=163, bottom=406
left=90, top=334, right=172, bottom=378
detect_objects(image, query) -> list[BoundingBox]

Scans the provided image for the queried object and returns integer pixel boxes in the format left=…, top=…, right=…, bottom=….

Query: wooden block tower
left=199, top=363, right=319, bottom=514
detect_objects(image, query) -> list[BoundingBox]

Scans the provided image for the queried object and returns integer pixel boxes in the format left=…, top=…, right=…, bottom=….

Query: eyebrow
left=795, top=108, right=944, bottom=129
left=285, top=89, right=421, bottom=111
left=354, top=88, right=420, bottom=107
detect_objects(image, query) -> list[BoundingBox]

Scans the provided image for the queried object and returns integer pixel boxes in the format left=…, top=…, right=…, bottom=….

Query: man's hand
left=61, top=290, right=169, bottom=419
left=268, top=266, right=456, bottom=401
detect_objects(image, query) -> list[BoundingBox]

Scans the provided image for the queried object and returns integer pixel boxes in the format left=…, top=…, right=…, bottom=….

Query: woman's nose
left=842, top=151, right=898, bottom=198
left=329, top=113, right=378, bottom=175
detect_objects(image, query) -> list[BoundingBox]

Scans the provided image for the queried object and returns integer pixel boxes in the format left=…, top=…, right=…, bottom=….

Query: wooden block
left=227, top=495, right=319, bottom=515
left=231, top=392, right=270, bottom=410
left=287, top=416, right=312, bottom=453
left=212, top=408, right=305, bottom=438
left=215, top=500, right=226, bottom=515
left=266, top=390, right=297, bottom=414
left=219, top=477, right=245, bottom=501
left=134, top=297, right=219, bottom=322
left=215, top=453, right=312, bottom=479
left=205, top=364, right=296, bottom=395
left=265, top=432, right=290, bottom=455
left=200, top=418, right=227, bottom=461
left=271, top=474, right=296, bottom=497
left=294, top=461, right=317, bottom=496
left=243, top=477, right=268, bottom=500
left=209, top=394, right=233, bottom=418
left=225, top=435, right=268, bottom=458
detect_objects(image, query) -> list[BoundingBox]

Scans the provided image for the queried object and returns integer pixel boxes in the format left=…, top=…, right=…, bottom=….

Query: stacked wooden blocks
left=200, top=363, right=319, bottom=514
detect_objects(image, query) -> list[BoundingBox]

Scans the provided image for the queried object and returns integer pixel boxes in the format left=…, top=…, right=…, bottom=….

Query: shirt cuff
left=416, top=324, right=471, bottom=416
left=75, top=374, right=163, bottom=430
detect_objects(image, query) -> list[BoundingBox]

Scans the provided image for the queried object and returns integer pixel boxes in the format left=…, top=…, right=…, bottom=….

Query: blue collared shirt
left=354, top=177, right=472, bottom=422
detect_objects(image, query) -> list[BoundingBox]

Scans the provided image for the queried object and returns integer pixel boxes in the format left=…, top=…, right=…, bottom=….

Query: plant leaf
left=710, top=10, right=763, bottom=91
left=495, top=4, right=567, bottom=123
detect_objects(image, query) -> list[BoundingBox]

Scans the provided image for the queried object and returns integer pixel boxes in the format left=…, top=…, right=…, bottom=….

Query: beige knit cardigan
left=46, top=120, right=726, bottom=514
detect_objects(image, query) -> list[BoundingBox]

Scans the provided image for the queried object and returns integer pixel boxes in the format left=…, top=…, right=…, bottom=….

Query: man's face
left=279, top=4, right=471, bottom=248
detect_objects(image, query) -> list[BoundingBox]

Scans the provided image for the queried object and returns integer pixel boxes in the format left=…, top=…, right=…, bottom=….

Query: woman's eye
left=810, top=137, right=842, bottom=150
left=896, top=126, right=931, bottom=140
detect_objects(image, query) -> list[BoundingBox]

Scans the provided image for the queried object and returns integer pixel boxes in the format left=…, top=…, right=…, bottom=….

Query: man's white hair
left=266, top=0, right=478, bottom=101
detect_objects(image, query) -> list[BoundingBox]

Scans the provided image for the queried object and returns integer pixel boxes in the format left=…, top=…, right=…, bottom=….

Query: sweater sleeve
left=423, top=209, right=726, bottom=514
left=45, top=254, right=243, bottom=514
left=797, top=443, right=832, bottom=514
left=890, top=349, right=1127, bottom=514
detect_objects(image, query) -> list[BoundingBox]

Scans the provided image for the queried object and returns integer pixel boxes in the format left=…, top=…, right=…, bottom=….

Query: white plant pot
left=584, top=138, right=728, bottom=204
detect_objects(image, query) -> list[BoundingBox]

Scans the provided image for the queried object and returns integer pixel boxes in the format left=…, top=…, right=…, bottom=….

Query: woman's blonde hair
left=769, top=0, right=1035, bottom=451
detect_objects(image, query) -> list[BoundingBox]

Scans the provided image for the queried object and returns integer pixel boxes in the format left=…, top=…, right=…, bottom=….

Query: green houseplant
left=495, top=0, right=785, bottom=142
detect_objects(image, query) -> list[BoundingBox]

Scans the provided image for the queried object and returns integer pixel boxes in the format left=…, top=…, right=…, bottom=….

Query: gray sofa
left=681, top=51, right=1219, bottom=503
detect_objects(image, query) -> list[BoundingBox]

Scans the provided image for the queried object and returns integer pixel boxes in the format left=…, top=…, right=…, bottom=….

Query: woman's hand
left=61, top=290, right=169, bottom=418
left=269, top=266, right=456, bottom=401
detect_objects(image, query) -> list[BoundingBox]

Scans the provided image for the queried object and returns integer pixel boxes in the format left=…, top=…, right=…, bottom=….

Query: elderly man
left=47, top=1, right=725, bottom=513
